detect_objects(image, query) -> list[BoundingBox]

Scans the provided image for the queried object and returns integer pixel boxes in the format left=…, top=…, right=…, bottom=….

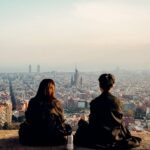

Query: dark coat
left=74, top=92, right=141, bottom=149
left=19, top=98, right=71, bottom=146
left=89, top=91, right=124, bottom=144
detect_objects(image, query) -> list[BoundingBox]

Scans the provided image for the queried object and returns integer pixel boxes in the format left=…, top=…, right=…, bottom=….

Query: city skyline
left=0, top=0, right=150, bottom=72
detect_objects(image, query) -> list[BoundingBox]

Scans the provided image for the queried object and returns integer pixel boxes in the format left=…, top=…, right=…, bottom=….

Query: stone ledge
left=0, top=130, right=149, bottom=150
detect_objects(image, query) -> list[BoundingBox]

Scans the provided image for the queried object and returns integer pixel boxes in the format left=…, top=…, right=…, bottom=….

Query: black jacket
left=25, top=98, right=65, bottom=126
left=19, top=98, right=70, bottom=146
left=74, top=92, right=141, bottom=149
left=89, top=91, right=122, bottom=129
left=89, top=91, right=124, bottom=144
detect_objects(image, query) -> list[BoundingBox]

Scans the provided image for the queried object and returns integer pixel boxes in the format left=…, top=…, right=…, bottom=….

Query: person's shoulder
left=108, top=93, right=122, bottom=108
left=28, top=97, right=36, bottom=105
left=112, top=93, right=120, bottom=100
left=30, top=97, right=42, bottom=107
left=90, top=95, right=101, bottom=105
left=52, top=98, right=60, bottom=103
left=52, top=98, right=62, bottom=107
left=107, top=92, right=118, bottom=100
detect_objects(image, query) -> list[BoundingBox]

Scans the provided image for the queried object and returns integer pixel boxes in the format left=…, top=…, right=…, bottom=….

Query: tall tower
left=71, top=76, right=74, bottom=86
left=37, top=64, right=40, bottom=73
left=29, top=64, right=32, bottom=73
left=74, top=68, right=79, bottom=87
left=79, top=76, right=83, bottom=88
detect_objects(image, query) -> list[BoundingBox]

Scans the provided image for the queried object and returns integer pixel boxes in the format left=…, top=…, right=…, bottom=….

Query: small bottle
left=67, top=134, right=74, bottom=150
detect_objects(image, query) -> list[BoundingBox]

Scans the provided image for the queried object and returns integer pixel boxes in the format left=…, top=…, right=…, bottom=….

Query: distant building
left=74, top=68, right=79, bottom=87
left=79, top=76, right=83, bottom=88
left=65, top=98, right=78, bottom=109
left=16, top=100, right=28, bottom=112
left=71, top=68, right=80, bottom=87
left=146, top=107, right=150, bottom=119
left=0, top=101, right=12, bottom=126
left=37, top=64, right=40, bottom=73
left=146, top=107, right=150, bottom=114
left=29, top=64, right=32, bottom=73
left=71, top=76, right=74, bottom=86
left=77, top=101, right=89, bottom=109
left=147, top=121, right=150, bottom=131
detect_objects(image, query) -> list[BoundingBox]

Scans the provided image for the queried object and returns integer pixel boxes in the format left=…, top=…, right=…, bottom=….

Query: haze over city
left=0, top=0, right=150, bottom=72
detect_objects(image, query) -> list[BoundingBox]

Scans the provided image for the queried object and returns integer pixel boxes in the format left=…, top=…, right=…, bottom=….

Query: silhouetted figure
left=19, top=79, right=72, bottom=146
left=74, top=73, right=141, bottom=149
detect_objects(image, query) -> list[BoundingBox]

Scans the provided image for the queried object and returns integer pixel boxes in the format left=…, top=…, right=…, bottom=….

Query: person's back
left=89, top=91, right=121, bottom=127
left=74, top=73, right=141, bottom=149
left=19, top=79, right=72, bottom=146
left=89, top=91, right=124, bottom=145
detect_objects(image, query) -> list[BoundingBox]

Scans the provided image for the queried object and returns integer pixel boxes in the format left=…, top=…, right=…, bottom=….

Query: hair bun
left=98, top=73, right=115, bottom=91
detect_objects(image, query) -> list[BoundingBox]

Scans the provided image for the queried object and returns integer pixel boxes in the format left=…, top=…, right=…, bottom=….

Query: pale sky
left=0, top=0, right=150, bottom=72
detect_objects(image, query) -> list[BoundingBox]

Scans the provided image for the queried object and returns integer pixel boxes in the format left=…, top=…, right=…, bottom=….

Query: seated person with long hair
left=19, top=79, right=72, bottom=146
left=74, top=73, right=141, bottom=149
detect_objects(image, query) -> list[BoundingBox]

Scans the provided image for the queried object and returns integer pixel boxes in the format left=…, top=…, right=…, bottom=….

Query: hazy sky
left=0, top=0, right=150, bottom=72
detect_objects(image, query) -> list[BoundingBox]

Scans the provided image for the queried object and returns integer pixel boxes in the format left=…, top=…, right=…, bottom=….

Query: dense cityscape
left=0, top=65, right=150, bottom=132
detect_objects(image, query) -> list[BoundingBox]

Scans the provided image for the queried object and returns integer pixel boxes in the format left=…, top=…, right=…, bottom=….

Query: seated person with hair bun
left=74, top=73, right=141, bottom=149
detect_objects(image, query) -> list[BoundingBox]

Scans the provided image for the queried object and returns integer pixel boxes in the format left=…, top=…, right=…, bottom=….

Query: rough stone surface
left=0, top=130, right=149, bottom=150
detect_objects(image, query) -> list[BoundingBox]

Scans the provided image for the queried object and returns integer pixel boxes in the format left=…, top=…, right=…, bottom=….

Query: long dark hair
left=35, top=79, right=56, bottom=102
